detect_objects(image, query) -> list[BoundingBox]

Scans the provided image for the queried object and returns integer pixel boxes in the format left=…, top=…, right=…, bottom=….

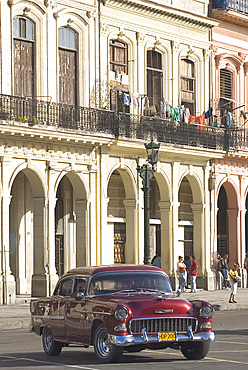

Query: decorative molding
left=204, top=48, right=211, bottom=60
left=136, top=32, right=145, bottom=45
left=100, top=22, right=109, bottom=36
left=154, top=38, right=162, bottom=49
left=238, top=52, right=246, bottom=63
left=44, top=0, right=57, bottom=8
left=215, top=54, right=223, bottom=68
left=171, top=41, right=180, bottom=54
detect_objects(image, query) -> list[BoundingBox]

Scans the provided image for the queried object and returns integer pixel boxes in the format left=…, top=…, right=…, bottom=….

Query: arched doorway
left=217, top=182, right=239, bottom=265
left=9, top=168, right=46, bottom=296
left=107, top=167, right=136, bottom=264
left=55, top=173, right=87, bottom=277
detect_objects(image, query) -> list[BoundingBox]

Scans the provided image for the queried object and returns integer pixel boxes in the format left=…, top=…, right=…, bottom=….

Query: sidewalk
left=0, top=288, right=247, bottom=331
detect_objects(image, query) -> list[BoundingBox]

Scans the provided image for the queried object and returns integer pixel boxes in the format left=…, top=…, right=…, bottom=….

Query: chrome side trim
left=32, top=315, right=64, bottom=320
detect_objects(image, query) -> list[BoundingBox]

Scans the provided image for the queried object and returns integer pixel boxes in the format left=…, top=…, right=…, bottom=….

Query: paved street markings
left=0, top=355, right=100, bottom=370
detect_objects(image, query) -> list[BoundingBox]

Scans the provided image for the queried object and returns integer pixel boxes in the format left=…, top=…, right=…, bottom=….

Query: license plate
left=159, top=332, right=176, bottom=341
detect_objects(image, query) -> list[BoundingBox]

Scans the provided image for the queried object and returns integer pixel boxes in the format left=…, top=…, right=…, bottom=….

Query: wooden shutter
left=14, top=39, right=34, bottom=97
left=59, top=49, right=77, bottom=105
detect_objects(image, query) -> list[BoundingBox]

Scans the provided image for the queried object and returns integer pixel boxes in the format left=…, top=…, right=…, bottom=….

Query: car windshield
left=88, top=271, right=173, bottom=296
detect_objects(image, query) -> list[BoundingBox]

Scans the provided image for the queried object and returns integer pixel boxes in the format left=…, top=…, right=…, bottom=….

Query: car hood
left=97, top=293, right=193, bottom=317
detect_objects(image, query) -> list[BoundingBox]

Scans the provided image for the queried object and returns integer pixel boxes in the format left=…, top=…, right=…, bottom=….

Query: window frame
left=109, top=39, right=128, bottom=75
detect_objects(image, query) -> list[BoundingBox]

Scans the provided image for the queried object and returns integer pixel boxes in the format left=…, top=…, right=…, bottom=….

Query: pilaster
left=123, top=199, right=138, bottom=264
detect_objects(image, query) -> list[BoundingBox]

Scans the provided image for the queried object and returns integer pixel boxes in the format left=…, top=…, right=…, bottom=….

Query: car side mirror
left=76, top=292, right=85, bottom=301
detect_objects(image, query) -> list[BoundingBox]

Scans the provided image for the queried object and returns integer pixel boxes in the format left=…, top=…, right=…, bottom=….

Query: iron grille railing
left=130, top=317, right=198, bottom=334
left=212, top=0, right=248, bottom=14
left=0, top=93, right=230, bottom=151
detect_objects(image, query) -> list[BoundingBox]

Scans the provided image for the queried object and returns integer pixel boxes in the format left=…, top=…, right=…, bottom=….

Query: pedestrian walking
left=215, top=254, right=223, bottom=290
left=222, top=253, right=230, bottom=289
left=189, top=255, right=198, bottom=293
left=229, top=263, right=241, bottom=303
left=151, top=254, right=161, bottom=268
left=184, top=255, right=191, bottom=289
left=244, top=252, right=248, bottom=288
left=177, top=256, right=187, bottom=292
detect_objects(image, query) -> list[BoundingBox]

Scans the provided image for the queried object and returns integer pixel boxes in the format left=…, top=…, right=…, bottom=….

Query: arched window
left=147, top=50, right=163, bottom=113
left=13, top=17, right=35, bottom=97
left=58, top=27, right=78, bottom=105
left=181, top=59, right=195, bottom=115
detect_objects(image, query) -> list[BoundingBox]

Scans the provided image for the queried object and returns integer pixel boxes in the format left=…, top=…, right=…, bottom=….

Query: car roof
left=63, top=264, right=164, bottom=278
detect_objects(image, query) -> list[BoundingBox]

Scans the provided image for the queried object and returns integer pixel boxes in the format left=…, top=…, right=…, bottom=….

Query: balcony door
left=58, top=28, right=78, bottom=105
left=13, top=17, right=35, bottom=98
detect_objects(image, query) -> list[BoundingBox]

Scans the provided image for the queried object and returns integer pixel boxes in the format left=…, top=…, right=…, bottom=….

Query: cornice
left=103, top=0, right=218, bottom=30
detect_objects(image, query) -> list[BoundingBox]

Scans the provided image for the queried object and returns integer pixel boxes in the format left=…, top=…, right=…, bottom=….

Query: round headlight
left=114, top=307, right=129, bottom=321
left=200, top=304, right=214, bottom=318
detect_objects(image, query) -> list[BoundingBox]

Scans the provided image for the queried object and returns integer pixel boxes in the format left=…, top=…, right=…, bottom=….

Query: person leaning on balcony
left=229, top=264, right=241, bottom=304
left=189, top=255, right=198, bottom=293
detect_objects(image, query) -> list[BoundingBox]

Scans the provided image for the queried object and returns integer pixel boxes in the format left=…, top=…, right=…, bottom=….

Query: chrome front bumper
left=108, top=328, right=215, bottom=347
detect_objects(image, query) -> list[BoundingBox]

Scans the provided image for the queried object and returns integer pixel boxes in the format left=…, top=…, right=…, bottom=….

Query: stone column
left=159, top=201, right=172, bottom=275
left=75, top=199, right=88, bottom=266
left=32, top=197, right=48, bottom=297
left=171, top=162, right=180, bottom=289
left=123, top=199, right=138, bottom=264
left=171, top=42, right=180, bottom=107
left=136, top=32, right=145, bottom=94
left=0, top=156, right=15, bottom=304
left=239, top=175, right=246, bottom=288
left=191, top=203, right=205, bottom=288
left=227, top=208, right=239, bottom=267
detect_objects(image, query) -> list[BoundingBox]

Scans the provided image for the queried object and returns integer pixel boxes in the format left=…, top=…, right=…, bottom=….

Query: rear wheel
left=42, top=327, right=62, bottom=356
left=181, top=341, right=210, bottom=360
left=93, top=324, right=123, bottom=363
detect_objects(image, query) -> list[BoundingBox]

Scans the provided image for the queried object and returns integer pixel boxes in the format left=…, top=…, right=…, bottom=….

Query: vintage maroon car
left=30, top=265, right=215, bottom=363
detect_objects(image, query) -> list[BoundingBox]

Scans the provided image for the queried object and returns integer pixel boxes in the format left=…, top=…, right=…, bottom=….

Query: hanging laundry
left=198, top=114, right=206, bottom=131
left=161, top=101, right=166, bottom=119
left=124, top=93, right=130, bottom=106
left=144, top=96, right=150, bottom=109
left=166, top=103, right=171, bottom=118
left=213, top=117, right=218, bottom=127
left=185, top=108, right=191, bottom=124
left=205, top=108, right=213, bottom=119
left=170, top=106, right=179, bottom=122
left=227, top=112, right=233, bottom=126
left=188, top=115, right=199, bottom=123
left=178, top=106, right=185, bottom=124
left=131, top=93, right=142, bottom=108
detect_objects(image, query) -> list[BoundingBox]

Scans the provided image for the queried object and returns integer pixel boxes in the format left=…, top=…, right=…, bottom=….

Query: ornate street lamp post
left=137, top=139, right=160, bottom=265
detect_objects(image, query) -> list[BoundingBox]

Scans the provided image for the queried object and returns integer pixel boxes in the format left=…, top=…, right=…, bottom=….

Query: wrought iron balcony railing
left=212, top=0, right=248, bottom=14
left=0, top=93, right=231, bottom=151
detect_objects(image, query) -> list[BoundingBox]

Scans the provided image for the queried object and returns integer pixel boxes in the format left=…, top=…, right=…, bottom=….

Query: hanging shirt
left=205, top=108, right=213, bottom=119
left=213, top=118, right=218, bottom=127
left=161, top=101, right=166, bottom=119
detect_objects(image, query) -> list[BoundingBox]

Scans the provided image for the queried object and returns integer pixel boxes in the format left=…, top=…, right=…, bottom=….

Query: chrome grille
left=130, top=317, right=197, bottom=334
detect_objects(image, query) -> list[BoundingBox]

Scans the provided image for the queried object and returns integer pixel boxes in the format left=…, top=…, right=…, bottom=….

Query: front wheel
left=42, top=327, right=62, bottom=356
left=181, top=341, right=210, bottom=360
left=93, top=324, right=123, bottom=363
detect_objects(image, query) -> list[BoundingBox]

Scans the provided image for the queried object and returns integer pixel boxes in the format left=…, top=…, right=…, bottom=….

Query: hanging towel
left=213, top=118, right=218, bottom=127
left=144, top=96, right=150, bottom=109
left=131, top=93, right=141, bottom=108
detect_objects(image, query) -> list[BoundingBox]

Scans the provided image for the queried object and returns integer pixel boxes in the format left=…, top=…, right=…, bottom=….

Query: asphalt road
left=0, top=310, right=248, bottom=369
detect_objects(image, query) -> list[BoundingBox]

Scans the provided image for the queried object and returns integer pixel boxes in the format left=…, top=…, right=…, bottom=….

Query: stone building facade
left=0, top=0, right=237, bottom=304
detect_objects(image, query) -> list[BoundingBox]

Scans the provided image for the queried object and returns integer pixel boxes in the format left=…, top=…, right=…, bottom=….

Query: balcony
left=0, top=93, right=229, bottom=151
left=212, top=0, right=248, bottom=25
